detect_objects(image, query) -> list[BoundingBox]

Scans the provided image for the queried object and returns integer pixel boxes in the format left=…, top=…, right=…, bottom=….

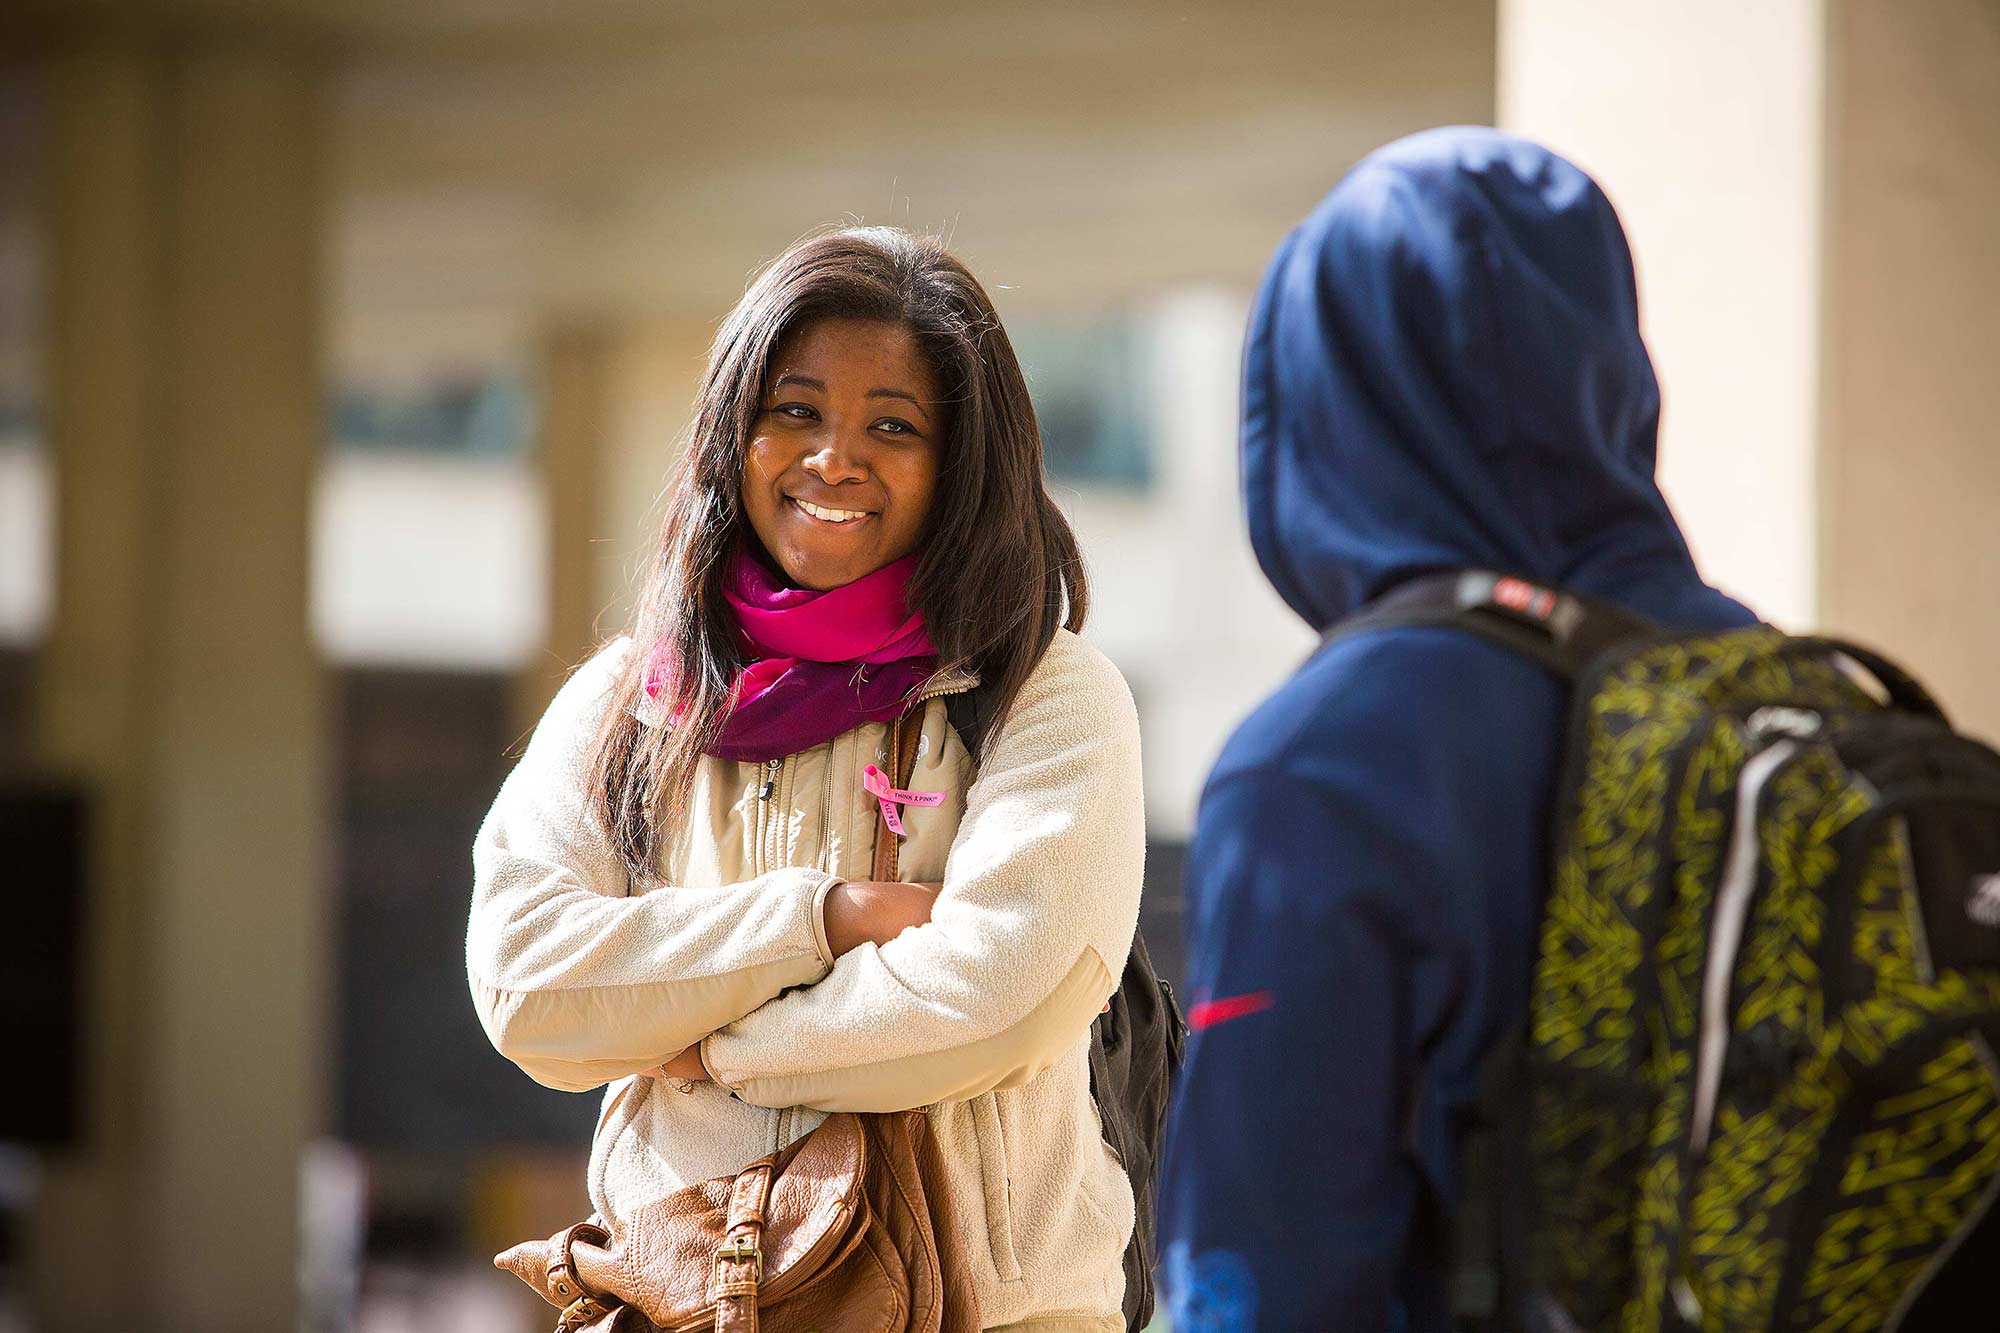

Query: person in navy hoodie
left=1156, top=127, right=1758, bottom=1331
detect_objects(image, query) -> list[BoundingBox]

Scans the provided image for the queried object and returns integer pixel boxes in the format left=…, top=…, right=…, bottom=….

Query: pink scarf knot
left=645, top=548, right=938, bottom=762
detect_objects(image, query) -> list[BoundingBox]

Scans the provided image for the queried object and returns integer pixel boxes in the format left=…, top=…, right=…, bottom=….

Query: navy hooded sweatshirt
left=1156, top=128, right=1756, bottom=1332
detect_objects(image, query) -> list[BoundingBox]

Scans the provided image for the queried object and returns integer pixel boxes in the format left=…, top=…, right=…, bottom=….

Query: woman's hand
left=642, top=881, right=939, bottom=1084
left=824, top=880, right=941, bottom=955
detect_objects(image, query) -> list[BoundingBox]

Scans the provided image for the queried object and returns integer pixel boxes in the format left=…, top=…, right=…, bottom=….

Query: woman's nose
left=801, top=430, right=868, bottom=486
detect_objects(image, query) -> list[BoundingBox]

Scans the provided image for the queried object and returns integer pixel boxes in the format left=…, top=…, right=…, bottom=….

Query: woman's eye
left=774, top=403, right=817, bottom=421
left=874, top=418, right=916, bottom=436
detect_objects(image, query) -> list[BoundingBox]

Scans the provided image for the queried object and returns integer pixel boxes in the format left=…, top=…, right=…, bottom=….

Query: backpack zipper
left=1688, top=738, right=1802, bottom=1154
left=1671, top=735, right=1800, bottom=1326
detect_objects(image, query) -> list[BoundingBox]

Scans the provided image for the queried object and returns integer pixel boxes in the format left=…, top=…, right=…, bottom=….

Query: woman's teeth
left=794, top=499, right=870, bottom=524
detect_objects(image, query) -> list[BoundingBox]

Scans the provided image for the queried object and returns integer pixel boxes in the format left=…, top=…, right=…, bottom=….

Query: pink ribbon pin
left=862, top=764, right=944, bottom=838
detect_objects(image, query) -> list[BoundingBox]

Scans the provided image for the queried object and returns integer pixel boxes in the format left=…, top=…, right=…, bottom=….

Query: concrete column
left=1497, top=0, right=1827, bottom=628
left=147, top=45, right=329, bottom=1329
left=31, top=42, right=162, bottom=1330
left=599, top=318, right=714, bottom=626
left=514, top=323, right=615, bottom=732
left=513, top=317, right=713, bottom=734
left=1818, top=0, right=2000, bottom=741
left=1500, top=1, right=2000, bottom=735
left=32, top=41, right=328, bottom=1331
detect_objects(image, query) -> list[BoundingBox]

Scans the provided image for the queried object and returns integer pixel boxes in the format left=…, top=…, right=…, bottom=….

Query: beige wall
left=1498, top=0, right=1827, bottom=629
left=1819, top=0, right=2000, bottom=741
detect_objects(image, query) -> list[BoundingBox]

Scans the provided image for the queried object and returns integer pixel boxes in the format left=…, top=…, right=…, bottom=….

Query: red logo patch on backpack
left=1493, top=576, right=1558, bottom=621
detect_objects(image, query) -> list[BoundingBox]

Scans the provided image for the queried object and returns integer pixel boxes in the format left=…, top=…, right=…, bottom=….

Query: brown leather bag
left=495, top=1110, right=980, bottom=1333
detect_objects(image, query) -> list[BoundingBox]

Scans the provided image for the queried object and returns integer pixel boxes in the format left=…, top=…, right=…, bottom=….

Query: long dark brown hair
left=587, top=226, right=1088, bottom=882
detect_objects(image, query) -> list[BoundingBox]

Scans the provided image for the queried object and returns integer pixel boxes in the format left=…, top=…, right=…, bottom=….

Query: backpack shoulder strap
left=1330, top=572, right=1656, bottom=1330
left=1324, top=569, right=1659, bottom=681
left=943, top=687, right=989, bottom=762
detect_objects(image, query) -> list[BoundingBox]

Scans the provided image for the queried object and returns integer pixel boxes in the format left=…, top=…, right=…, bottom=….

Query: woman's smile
left=739, top=316, right=944, bottom=591
left=789, top=495, right=877, bottom=526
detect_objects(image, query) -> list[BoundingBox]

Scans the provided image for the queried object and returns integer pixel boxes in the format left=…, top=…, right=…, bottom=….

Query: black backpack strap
left=942, top=687, right=988, bottom=759
left=1325, top=570, right=1658, bottom=680
left=1333, top=572, right=1655, bottom=1333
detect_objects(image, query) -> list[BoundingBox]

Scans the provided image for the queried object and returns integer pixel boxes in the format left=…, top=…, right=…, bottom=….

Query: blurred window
left=312, top=368, right=545, bottom=669
left=1012, top=316, right=1154, bottom=489
left=0, top=439, right=51, bottom=650
left=329, top=371, right=534, bottom=457
left=0, top=81, right=49, bottom=652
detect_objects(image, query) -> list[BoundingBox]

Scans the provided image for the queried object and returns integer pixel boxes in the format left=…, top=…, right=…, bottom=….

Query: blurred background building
left=0, top=1, right=1995, bottom=1329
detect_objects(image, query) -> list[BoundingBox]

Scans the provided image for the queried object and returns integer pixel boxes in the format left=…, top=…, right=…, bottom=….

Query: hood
left=1242, top=126, right=1740, bottom=632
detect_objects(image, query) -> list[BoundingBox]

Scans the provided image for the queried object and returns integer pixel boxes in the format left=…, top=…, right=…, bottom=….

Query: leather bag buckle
left=555, top=1294, right=612, bottom=1332
left=714, top=1232, right=764, bottom=1285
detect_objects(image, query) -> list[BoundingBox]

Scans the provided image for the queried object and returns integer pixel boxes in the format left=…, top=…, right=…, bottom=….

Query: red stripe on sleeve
left=1186, top=990, right=1275, bottom=1031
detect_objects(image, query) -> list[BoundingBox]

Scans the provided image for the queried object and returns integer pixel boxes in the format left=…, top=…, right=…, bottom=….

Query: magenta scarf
left=645, top=548, right=938, bottom=762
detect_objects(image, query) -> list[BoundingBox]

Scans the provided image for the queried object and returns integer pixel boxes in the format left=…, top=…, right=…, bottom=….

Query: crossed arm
left=647, top=877, right=941, bottom=1080
left=468, top=632, right=1145, bottom=1109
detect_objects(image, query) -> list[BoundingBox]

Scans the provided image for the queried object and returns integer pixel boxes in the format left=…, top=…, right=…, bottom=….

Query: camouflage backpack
left=1341, top=570, right=2000, bottom=1332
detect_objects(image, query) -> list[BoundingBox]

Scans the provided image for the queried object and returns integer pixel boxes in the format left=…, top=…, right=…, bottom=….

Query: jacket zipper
left=755, top=754, right=786, bottom=1154
left=752, top=757, right=781, bottom=879
left=912, top=671, right=977, bottom=709
left=755, top=685, right=973, bottom=1166
left=766, top=756, right=788, bottom=872
left=820, top=738, right=836, bottom=873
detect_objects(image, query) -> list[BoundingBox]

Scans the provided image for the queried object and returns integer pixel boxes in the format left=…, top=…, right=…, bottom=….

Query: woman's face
left=741, top=317, right=944, bottom=591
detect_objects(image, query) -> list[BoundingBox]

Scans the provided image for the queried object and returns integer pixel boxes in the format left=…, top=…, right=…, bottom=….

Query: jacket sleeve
left=1157, top=768, right=1439, bottom=1333
left=699, top=632, right=1146, bottom=1112
left=466, top=638, right=839, bottom=1094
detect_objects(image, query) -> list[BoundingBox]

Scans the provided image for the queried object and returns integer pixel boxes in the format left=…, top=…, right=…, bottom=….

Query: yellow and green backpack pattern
left=1335, top=571, right=2000, bottom=1333
left=1524, top=624, right=2000, bottom=1332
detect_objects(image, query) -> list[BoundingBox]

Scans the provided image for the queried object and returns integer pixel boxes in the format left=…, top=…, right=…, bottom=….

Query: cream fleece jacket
left=467, top=630, right=1146, bottom=1328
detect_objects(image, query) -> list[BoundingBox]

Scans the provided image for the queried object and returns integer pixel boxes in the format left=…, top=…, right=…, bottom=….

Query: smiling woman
left=742, top=317, right=942, bottom=591
left=467, top=228, right=1150, bottom=1333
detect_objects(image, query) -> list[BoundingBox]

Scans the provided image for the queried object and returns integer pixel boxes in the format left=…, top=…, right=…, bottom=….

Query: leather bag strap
left=869, top=709, right=929, bottom=883
left=545, top=1222, right=620, bottom=1331
left=711, top=1161, right=775, bottom=1333
left=544, top=1221, right=610, bottom=1309
left=871, top=714, right=903, bottom=883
